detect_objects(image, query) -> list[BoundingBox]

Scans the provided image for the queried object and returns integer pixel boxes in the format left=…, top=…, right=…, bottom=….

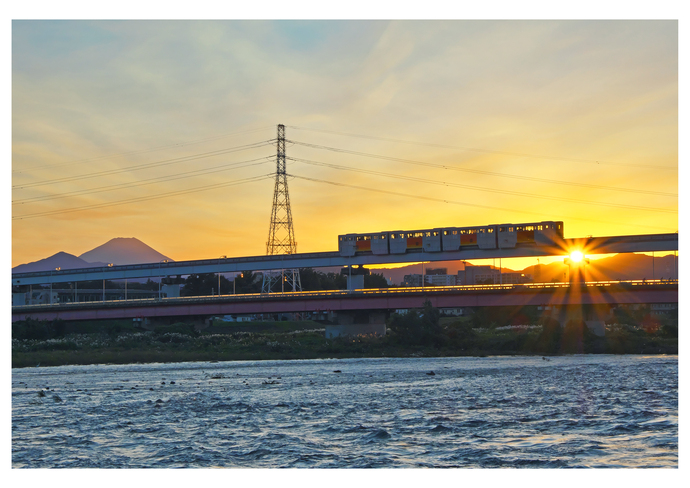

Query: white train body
left=338, top=221, right=564, bottom=256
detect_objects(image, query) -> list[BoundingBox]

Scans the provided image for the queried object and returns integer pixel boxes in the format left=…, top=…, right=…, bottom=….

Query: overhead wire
left=286, top=125, right=676, bottom=172
left=287, top=140, right=677, bottom=198
left=13, top=157, right=272, bottom=205
left=287, top=174, right=676, bottom=233
left=12, top=174, right=275, bottom=220
left=13, top=140, right=273, bottom=190
left=13, top=125, right=275, bottom=174
left=288, top=156, right=676, bottom=214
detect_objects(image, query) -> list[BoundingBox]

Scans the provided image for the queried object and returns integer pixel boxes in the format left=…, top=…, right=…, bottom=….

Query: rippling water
left=12, top=355, right=677, bottom=468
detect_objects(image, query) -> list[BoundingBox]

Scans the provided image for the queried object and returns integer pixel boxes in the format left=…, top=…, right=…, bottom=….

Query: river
left=12, top=355, right=677, bottom=468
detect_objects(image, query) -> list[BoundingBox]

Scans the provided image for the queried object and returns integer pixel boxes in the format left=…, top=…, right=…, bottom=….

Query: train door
left=371, top=232, right=390, bottom=255
left=339, top=234, right=357, bottom=257
left=389, top=231, right=407, bottom=254
left=497, top=224, right=517, bottom=248
left=442, top=228, right=461, bottom=251
left=423, top=229, right=442, bottom=252
left=477, top=226, right=497, bottom=249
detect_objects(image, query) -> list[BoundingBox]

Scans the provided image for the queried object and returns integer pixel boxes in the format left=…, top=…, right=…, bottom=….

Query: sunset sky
left=11, top=18, right=678, bottom=269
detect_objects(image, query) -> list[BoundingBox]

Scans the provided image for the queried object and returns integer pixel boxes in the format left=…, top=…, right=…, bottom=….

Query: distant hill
left=12, top=252, right=110, bottom=274
left=12, top=237, right=173, bottom=273
left=78, top=238, right=172, bottom=265
left=372, top=253, right=678, bottom=285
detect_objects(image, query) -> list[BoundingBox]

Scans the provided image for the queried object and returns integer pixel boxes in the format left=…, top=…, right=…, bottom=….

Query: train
left=338, top=221, right=564, bottom=257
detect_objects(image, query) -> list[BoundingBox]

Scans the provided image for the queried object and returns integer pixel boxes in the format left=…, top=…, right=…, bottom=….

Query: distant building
left=440, top=308, right=464, bottom=316
left=403, top=273, right=457, bottom=287
left=458, top=265, right=531, bottom=285
left=426, top=268, right=447, bottom=275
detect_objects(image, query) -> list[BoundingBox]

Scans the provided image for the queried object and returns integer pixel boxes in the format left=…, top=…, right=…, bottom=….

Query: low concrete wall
left=325, top=323, right=386, bottom=339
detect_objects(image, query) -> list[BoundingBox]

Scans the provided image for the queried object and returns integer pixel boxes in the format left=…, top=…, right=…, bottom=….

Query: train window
left=453, top=230, right=458, bottom=235
left=538, top=225, right=543, bottom=230
left=425, top=232, right=431, bottom=237
left=381, top=233, right=386, bottom=239
left=443, top=230, right=448, bottom=236
left=487, top=228, right=494, bottom=233
left=390, top=234, right=396, bottom=239
left=499, top=227, right=506, bottom=232
left=433, top=231, right=439, bottom=236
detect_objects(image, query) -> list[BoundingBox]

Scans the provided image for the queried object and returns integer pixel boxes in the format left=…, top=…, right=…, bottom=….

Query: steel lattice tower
left=262, top=124, right=301, bottom=293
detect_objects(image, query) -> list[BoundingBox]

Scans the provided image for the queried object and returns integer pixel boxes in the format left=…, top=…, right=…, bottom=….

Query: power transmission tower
left=262, top=124, right=302, bottom=293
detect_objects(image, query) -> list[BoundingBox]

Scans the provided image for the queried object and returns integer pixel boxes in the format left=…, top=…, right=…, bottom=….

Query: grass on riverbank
left=12, top=315, right=678, bottom=368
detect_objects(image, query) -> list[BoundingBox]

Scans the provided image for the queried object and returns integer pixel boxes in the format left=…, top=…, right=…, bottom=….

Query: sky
left=11, top=18, right=679, bottom=269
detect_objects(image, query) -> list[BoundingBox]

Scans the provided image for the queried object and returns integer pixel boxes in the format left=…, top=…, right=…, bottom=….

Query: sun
left=569, top=250, right=585, bottom=263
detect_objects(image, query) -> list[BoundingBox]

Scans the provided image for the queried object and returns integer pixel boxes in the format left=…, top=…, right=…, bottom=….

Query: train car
left=338, top=231, right=390, bottom=256
left=534, top=221, right=564, bottom=245
left=338, top=221, right=563, bottom=257
left=497, top=221, right=564, bottom=248
left=442, top=225, right=497, bottom=251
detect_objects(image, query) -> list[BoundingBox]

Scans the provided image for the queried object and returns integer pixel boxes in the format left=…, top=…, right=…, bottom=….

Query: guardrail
left=12, top=279, right=678, bottom=312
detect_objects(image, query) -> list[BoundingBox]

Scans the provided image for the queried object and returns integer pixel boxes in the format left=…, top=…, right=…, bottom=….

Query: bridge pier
left=342, top=265, right=369, bottom=291
left=325, top=310, right=387, bottom=338
left=543, top=304, right=611, bottom=336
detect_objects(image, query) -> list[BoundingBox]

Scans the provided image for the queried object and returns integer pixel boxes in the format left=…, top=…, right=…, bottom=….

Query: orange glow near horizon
left=10, top=21, right=678, bottom=268
left=569, top=250, right=585, bottom=263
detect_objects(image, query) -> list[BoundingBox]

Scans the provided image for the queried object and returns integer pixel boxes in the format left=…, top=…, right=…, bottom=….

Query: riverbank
left=12, top=316, right=678, bottom=368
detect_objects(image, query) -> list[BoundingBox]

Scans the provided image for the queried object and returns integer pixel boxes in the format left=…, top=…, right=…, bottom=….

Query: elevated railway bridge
left=12, top=232, right=678, bottom=329
left=11, top=233, right=678, bottom=286
left=11, top=280, right=678, bottom=328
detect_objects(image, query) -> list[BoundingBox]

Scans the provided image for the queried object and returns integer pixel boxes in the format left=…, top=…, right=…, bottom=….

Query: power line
left=13, top=140, right=273, bottom=190
left=12, top=125, right=275, bottom=174
left=13, top=157, right=272, bottom=205
left=287, top=125, right=676, bottom=172
left=288, top=140, right=677, bottom=198
left=288, top=173, right=676, bottom=233
left=12, top=174, right=273, bottom=220
left=288, top=157, right=677, bottom=215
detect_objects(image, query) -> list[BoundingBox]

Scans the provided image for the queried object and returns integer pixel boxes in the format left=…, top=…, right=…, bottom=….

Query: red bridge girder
left=12, top=283, right=678, bottom=323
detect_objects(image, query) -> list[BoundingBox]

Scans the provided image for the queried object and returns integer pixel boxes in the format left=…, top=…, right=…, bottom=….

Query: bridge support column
left=548, top=304, right=611, bottom=337
left=342, top=265, right=369, bottom=291
left=325, top=311, right=387, bottom=338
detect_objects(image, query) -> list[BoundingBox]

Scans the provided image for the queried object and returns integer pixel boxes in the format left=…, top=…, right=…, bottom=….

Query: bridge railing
left=12, top=279, right=678, bottom=312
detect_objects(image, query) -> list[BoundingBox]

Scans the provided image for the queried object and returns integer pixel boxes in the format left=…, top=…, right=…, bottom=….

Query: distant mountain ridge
left=12, top=238, right=173, bottom=273
left=373, top=253, right=677, bottom=285
left=11, top=252, right=110, bottom=274
left=78, top=237, right=171, bottom=265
